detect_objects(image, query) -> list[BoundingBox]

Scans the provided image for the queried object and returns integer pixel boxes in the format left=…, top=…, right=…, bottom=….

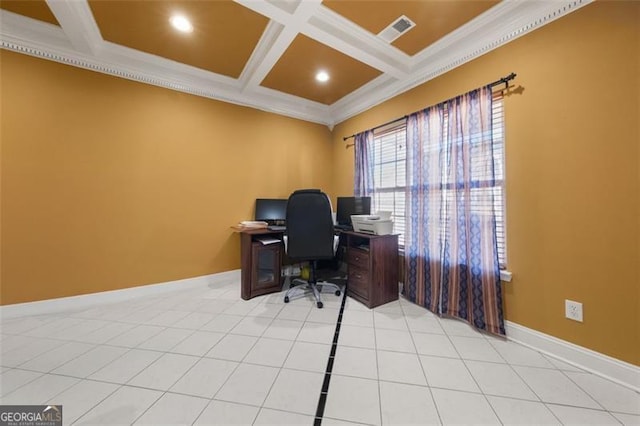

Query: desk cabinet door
left=251, top=243, right=281, bottom=290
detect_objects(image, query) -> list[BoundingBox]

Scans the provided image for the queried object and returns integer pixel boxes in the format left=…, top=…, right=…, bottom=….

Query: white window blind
left=371, top=123, right=407, bottom=247
left=370, top=93, right=507, bottom=268
left=492, top=93, right=507, bottom=268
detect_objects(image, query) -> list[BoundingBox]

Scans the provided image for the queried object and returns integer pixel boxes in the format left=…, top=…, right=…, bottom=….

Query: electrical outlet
left=565, top=300, right=583, bottom=322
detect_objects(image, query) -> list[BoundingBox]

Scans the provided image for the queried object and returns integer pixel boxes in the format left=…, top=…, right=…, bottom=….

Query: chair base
left=284, top=278, right=341, bottom=309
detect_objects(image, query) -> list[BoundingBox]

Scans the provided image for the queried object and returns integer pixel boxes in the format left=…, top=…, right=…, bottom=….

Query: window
left=369, top=93, right=507, bottom=268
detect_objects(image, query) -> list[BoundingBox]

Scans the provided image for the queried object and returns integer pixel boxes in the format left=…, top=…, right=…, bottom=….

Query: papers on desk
left=255, top=237, right=280, bottom=245
left=238, top=221, right=268, bottom=229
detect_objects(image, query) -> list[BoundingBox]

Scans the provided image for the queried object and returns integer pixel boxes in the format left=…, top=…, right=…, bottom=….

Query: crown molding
left=330, top=0, right=593, bottom=125
left=0, top=9, right=331, bottom=126
left=1, top=0, right=593, bottom=129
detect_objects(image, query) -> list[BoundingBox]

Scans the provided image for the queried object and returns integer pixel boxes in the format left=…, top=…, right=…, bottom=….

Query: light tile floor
left=1, top=274, right=638, bottom=425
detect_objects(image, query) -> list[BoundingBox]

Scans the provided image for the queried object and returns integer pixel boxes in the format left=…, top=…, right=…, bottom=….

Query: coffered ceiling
left=0, top=0, right=590, bottom=127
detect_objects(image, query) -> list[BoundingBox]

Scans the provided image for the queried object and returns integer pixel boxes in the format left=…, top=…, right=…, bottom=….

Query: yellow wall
left=332, top=1, right=639, bottom=365
left=0, top=51, right=333, bottom=305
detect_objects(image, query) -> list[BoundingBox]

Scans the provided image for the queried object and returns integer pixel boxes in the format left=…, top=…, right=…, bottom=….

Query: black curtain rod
left=342, top=116, right=408, bottom=141
left=488, top=72, right=517, bottom=89
left=343, top=72, right=517, bottom=142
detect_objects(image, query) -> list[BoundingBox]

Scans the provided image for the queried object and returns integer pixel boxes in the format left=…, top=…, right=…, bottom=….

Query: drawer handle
left=355, top=274, right=362, bottom=279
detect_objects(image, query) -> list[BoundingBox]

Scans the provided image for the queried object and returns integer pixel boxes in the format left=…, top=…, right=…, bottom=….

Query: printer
left=350, top=211, right=393, bottom=235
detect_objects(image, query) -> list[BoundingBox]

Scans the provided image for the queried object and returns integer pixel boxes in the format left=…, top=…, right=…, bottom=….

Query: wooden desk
left=233, top=227, right=399, bottom=307
left=233, top=227, right=284, bottom=300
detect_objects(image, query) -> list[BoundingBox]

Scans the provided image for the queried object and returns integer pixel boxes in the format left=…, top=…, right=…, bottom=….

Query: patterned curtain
left=353, top=130, right=374, bottom=197
left=404, top=86, right=505, bottom=336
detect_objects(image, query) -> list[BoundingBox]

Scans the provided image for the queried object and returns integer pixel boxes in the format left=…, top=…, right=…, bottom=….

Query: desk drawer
left=348, top=265, right=369, bottom=299
left=347, top=248, right=370, bottom=269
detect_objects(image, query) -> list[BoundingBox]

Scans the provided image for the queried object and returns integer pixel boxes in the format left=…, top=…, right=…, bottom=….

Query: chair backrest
left=286, top=189, right=335, bottom=261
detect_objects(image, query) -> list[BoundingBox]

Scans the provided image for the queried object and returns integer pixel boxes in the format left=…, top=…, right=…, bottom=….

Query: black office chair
left=284, top=189, right=341, bottom=308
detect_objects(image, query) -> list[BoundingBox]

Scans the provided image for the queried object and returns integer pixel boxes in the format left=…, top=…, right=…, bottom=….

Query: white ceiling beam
left=238, top=20, right=289, bottom=90
left=238, top=0, right=322, bottom=92
left=234, top=0, right=295, bottom=29
left=45, top=0, right=102, bottom=55
left=291, top=0, right=324, bottom=28
left=236, top=0, right=409, bottom=79
left=240, top=25, right=298, bottom=91
left=306, top=6, right=410, bottom=79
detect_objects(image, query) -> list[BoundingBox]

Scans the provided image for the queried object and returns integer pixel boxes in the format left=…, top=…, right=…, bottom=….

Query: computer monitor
left=254, top=198, right=287, bottom=225
left=336, top=196, right=371, bottom=227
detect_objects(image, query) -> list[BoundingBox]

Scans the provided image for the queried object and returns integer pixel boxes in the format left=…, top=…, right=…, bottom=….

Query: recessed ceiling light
left=170, top=15, right=193, bottom=33
left=316, top=70, right=330, bottom=83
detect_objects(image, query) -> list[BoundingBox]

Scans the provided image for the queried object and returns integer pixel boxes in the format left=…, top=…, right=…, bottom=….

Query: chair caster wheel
left=284, top=296, right=290, bottom=303
left=335, top=290, right=341, bottom=296
left=317, top=301, right=323, bottom=309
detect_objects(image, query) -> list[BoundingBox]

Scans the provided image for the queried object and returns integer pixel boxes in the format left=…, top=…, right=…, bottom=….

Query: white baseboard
left=1, top=271, right=636, bottom=393
left=0, top=269, right=241, bottom=320
left=505, top=320, right=639, bottom=392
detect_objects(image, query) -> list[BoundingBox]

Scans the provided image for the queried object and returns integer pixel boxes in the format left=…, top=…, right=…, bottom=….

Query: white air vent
left=378, top=15, right=416, bottom=43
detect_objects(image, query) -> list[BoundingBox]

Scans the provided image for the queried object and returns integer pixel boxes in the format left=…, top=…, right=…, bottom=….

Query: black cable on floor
left=314, top=287, right=348, bottom=426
